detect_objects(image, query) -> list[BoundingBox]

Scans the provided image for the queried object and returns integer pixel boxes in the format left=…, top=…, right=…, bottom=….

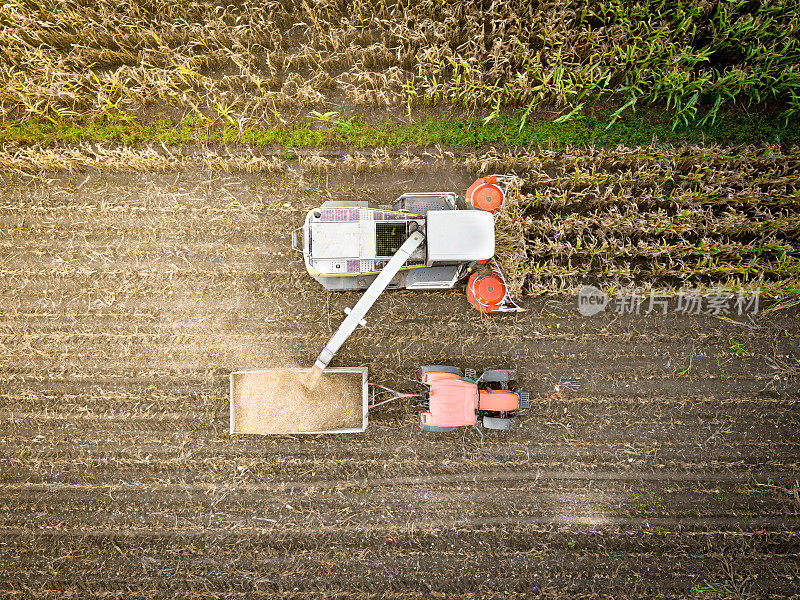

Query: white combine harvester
left=292, top=191, right=494, bottom=291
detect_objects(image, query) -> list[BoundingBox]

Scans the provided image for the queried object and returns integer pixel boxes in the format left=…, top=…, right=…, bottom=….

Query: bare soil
left=0, top=167, right=798, bottom=599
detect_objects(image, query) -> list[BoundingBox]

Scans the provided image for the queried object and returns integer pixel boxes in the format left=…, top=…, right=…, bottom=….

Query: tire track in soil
left=1, top=477, right=798, bottom=529
left=0, top=469, right=791, bottom=487
left=2, top=530, right=799, bottom=599
left=1, top=171, right=798, bottom=597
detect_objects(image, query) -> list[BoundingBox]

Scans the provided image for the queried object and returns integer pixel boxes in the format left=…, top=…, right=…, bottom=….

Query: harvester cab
left=419, top=365, right=530, bottom=432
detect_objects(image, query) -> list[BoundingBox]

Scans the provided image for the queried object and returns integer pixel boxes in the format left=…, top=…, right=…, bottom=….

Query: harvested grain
left=231, top=368, right=363, bottom=435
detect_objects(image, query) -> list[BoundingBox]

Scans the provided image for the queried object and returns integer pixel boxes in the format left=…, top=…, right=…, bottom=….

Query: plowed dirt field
left=1, top=168, right=798, bottom=599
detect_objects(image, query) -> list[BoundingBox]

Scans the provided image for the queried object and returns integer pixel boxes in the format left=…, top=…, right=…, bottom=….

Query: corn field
left=2, top=1, right=800, bottom=590
left=1, top=0, right=798, bottom=296
left=486, top=144, right=800, bottom=296
left=1, top=0, right=799, bottom=125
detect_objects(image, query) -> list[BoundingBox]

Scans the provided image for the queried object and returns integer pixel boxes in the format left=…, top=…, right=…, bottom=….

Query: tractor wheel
left=420, top=365, right=463, bottom=378
left=420, top=422, right=458, bottom=433
left=482, top=369, right=515, bottom=383
left=482, top=416, right=512, bottom=431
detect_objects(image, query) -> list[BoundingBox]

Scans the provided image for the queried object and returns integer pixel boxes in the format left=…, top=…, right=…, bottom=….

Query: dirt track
left=1, top=169, right=799, bottom=598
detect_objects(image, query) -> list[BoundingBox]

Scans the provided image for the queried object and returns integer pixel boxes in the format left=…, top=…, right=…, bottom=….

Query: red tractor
left=419, top=366, right=529, bottom=432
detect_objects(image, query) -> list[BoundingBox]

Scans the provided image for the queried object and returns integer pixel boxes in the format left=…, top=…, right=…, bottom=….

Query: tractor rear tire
left=482, top=369, right=515, bottom=383
left=482, top=416, right=512, bottom=430
left=420, top=422, right=458, bottom=433
left=421, top=365, right=463, bottom=378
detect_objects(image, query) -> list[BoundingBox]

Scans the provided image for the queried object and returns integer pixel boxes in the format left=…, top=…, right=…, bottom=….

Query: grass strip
left=2, top=110, right=798, bottom=151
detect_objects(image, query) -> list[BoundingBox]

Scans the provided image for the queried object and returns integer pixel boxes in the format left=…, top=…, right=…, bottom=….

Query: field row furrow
left=4, top=458, right=798, bottom=487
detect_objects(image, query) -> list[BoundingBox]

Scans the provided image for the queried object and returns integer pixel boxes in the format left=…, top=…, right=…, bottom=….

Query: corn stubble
left=2, top=141, right=798, bottom=297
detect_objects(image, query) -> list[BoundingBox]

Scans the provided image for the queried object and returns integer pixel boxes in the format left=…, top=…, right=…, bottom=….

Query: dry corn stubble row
left=0, top=145, right=442, bottom=174
left=2, top=142, right=799, bottom=295
left=4, top=141, right=798, bottom=177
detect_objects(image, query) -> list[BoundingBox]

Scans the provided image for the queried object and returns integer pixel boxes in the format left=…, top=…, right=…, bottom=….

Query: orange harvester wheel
left=467, top=273, right=507, bottom=313
left=466, top=176, right=505, bottom=213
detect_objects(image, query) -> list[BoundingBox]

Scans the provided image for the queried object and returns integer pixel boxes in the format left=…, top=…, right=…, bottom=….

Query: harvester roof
left=425, top=210, right=494, bottom=262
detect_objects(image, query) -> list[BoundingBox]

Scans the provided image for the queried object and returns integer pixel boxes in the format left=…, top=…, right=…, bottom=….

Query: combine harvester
left=291, top=175, right=522, bottom=314
left=230, top=176, right=526, bottom=436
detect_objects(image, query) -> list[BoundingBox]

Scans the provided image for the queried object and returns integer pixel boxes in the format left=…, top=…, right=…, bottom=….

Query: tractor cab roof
left=427, top=377, right=479, bottom=427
